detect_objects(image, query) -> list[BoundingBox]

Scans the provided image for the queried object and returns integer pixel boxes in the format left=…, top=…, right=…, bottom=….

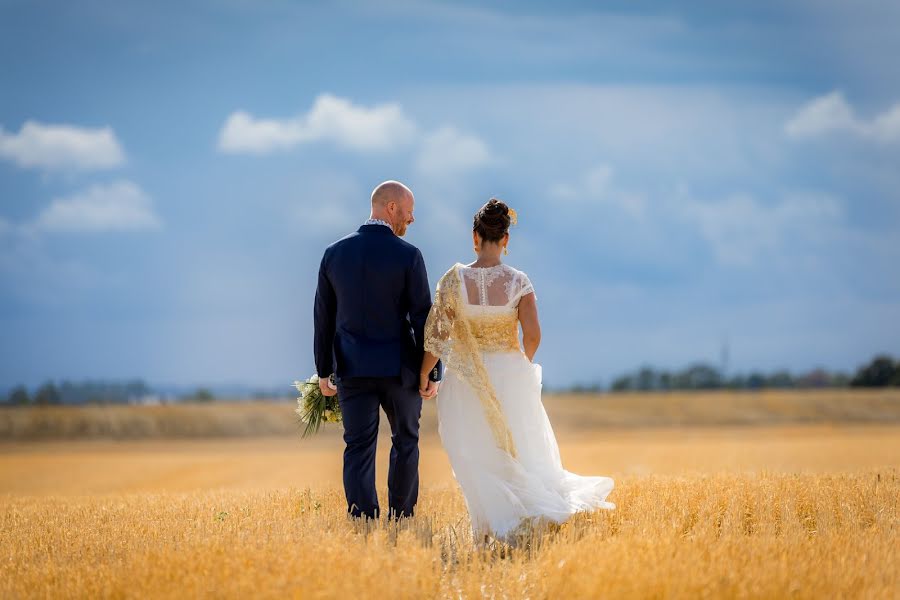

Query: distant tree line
left=2, top=380, right=215, bottom=406
left=572, top=354, right=900, bottom=392
left=5, top=354, right=899, bottom=403
left=849, top=355, right=900, bottom=387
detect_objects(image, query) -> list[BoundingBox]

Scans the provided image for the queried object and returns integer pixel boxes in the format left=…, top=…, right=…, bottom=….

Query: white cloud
left=217, top=94, right=417, bottom=154
left=785, top=91, right=860, bottom=138
left=217, top=111, right=301, bottom=154
left=33, top=180, right=162, bottom=233
left=415, top=126, right=495, bottom=176
left=0, top=121, right=126, bottom=170
left=786, top=90, right=900, bottom=142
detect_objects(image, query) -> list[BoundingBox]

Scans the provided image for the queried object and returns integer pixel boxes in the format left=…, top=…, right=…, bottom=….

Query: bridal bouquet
left=293, top=374, right=342, bottom=438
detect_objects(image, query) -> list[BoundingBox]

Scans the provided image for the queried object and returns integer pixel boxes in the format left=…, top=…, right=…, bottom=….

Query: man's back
left=314, top=224, right=432, bottom=380
left=314, top=180, right=437, bottom=521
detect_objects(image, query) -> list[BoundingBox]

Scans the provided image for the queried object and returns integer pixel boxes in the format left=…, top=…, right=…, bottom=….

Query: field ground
left=1, top=425, right=899, bottom=495
left=2, top=392, right=898, bottom=598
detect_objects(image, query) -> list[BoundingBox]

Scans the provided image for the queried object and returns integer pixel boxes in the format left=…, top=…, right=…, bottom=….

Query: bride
left=419, top=198, right=615, bottom=544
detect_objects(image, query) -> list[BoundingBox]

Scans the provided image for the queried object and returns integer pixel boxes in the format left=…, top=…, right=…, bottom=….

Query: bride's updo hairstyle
left=473, top=198, right=512, bottom=244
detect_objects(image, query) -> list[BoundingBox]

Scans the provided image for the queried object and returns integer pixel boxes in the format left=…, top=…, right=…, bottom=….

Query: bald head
left=371, top=180, right=413, bottom=208
left=369, top=180, right=416, bottom=236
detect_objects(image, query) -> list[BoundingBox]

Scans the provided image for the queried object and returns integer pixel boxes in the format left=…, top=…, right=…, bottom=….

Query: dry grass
left=545, top=388, right=900, bottom=429
left=0, top=401, right=298, bottom=440
left=2, top=388, right=899, bottom=441
left=1, top=471, right=896, bottom=598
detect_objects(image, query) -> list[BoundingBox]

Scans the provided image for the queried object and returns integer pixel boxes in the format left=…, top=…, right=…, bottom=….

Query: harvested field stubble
left=1, top=471, right=897, bottom=598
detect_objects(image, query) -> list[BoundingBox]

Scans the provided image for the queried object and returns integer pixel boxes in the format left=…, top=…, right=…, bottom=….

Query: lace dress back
left=459, top=263, right=535, bottom=310
left=458, top=264, right=535, bottom=353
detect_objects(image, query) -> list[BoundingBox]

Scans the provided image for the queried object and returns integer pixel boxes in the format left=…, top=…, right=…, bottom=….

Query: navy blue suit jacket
left=314, top=224, right=442, bottom=383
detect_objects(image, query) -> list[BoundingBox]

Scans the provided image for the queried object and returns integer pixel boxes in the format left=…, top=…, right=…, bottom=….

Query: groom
left=313, top=180, right=442, bottom=520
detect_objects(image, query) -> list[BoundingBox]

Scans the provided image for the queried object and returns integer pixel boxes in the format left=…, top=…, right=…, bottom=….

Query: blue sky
left=1, top=0, right=899, bottom=389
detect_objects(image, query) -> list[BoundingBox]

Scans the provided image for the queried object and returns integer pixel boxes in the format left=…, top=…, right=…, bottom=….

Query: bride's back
left=457, top=263, right=534, bottom=311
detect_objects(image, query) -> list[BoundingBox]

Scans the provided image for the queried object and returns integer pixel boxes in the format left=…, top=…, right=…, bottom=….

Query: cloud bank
left=0, top=121, right=126, bottom=170
left=33, top=180, right=162, bottom=233
left=217, top=94, right=418, bottom=154
left=786, top=91, right=900, bottom=142
left=218, top=94, right=497, bottom=177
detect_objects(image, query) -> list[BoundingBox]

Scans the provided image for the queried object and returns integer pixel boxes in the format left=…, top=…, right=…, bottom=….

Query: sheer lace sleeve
left=423, top=266, right=459, bottom=358
left=509, top=270, right=535, bottom=305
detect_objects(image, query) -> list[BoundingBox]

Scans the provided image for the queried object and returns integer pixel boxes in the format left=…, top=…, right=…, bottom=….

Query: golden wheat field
left=2, top=391, right=899, bottom=598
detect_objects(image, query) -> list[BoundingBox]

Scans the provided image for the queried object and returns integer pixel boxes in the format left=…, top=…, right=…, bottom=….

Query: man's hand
left=319, top=376, right=338, bottom=397
left=419, top=372, right=439, bottom=400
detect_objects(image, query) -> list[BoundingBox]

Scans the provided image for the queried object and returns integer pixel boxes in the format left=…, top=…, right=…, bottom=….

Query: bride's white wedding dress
left=424, top=262, right=614, bottom=542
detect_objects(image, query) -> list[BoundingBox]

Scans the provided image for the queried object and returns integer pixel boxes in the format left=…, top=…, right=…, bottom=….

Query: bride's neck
left=470, top=251, right=503, bottom=268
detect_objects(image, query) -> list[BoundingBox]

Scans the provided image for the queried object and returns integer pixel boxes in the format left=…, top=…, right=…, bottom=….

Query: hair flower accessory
left=508, top=207, right=518, bottom=225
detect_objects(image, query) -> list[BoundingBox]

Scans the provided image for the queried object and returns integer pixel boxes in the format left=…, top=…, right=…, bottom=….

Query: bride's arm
left=420, top=267, right=457, bottom=397
left=421, top=292, right=452, bottom=398
left=518, top=292, right=541, bottom=361
left=420, top=351, right=441, bottom=386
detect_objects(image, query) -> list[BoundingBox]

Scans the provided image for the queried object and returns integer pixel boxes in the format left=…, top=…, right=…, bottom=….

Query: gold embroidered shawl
left=424, top=265, right=518, bottom=458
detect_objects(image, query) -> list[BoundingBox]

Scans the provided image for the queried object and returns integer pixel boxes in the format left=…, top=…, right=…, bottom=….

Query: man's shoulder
left=390, top=235, right=421, bottom=256
left=356, top=228, right=422, bottom=257
left=325, top=230, right=361, bottom=251
left=324, top=230, right=421, bottom=261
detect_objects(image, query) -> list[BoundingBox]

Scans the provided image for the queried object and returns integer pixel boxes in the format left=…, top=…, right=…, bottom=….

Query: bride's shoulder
left=505, top=265, right=536, bottom=297
left=503, top=263, right=531, bottom=279
left=443, top=262, right=465, bottom=275
left=437, top=263, right=464, bottom=284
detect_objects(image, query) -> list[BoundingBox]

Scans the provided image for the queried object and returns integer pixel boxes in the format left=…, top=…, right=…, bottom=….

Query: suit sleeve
left=407, top=249, right=443, bottom=381
left=313, top=249, right=337, bottom=379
